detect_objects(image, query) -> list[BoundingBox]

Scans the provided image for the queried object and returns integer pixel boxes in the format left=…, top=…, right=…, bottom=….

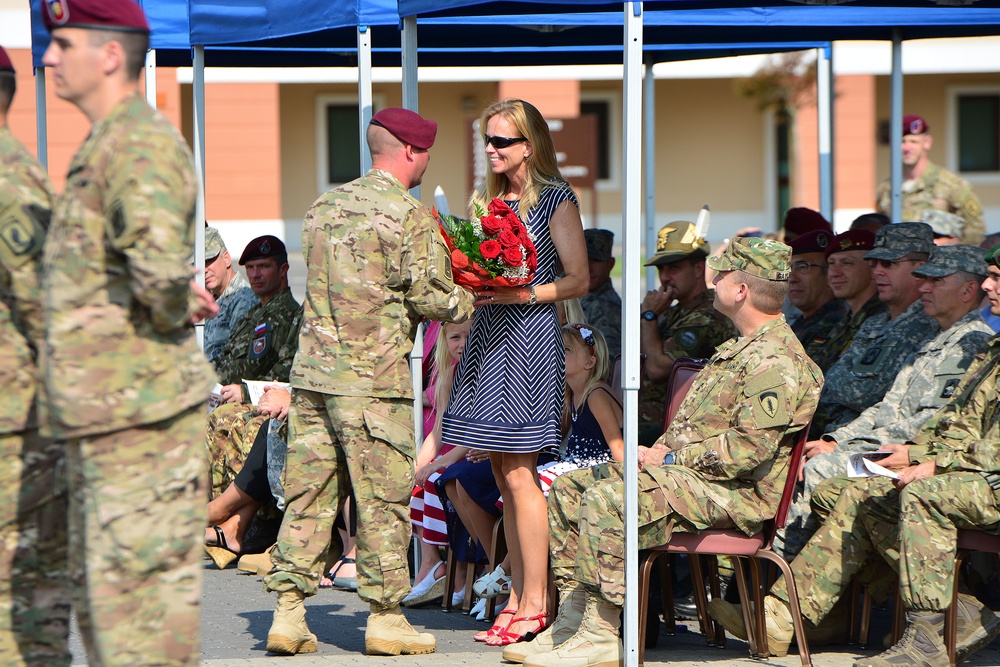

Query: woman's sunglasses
left=484, top=135, right=527, bottom=149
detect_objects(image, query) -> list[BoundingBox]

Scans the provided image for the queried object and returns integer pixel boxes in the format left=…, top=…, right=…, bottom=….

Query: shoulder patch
left=674, top=327, right=702, bottom=354
left=939, top=377, right=960, bottom=400
left=0, top=203, right=48, bottom=269
left=753, top=387, right=789, bottom=428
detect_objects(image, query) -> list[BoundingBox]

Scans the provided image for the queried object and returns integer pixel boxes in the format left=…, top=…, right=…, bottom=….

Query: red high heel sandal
left=474, top=608, right=515, bottom=643
left=486, top=612, right=549, bottom=646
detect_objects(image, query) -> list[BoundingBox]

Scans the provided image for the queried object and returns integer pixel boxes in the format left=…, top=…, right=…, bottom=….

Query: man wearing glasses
left=787, top=230, right=847, bottom=351
left=806, top=222, right=937, bottom=440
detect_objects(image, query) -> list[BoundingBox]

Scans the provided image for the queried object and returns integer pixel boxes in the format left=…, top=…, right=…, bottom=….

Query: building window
left=957, top=93, right=1000, bottom=173
left=580, top=100, right=610, bottom=181
left=325, top=104, right=361, bottom=185
left=580, top=92, right=620, bottom=191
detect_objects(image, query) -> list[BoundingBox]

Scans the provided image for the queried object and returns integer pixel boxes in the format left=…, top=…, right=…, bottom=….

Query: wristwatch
left=528, top=286, right=537, bottom=305
left=641, top=310, right=657, bottom=321
left=663, top=452, right=676, bottom=466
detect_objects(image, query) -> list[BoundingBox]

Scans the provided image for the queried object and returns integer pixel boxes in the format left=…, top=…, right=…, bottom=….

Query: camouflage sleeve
left=399, top=208, right=475, bottom=323
left=0, top=196, right=48, bottom=349
left=588, top=307, right=621, bottom=359
left=267, top=304, right=303, bottom=383
left=875, top=180, right=890, bottom=217
left=104, top=130, right=197, bottom=334
left=957, top=189, right=985, bottom=245
left=673, top=359, right=806, bottom=480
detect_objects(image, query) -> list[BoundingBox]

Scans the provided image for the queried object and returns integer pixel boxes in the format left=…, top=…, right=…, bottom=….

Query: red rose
left=481, top=215, right=505, bottom=236
left=527, top=254, right=538, bottom=272
left=498, top=229, right=520, bottom=247
left=488, top=198, right=512, bottom=216
left=451, top=249, right=470, bottom=269
left=480, top=239, right=502, bottom=260
left=502, top=245, right=524, bottom=266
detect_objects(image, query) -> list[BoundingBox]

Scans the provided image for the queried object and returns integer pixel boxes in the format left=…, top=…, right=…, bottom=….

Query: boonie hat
left=865, top=222, right=934, bottom=262
left=922, top=209, right=965, bottom=240
left=644, top=221, right=710, bottom=267
left=42, top=0, right=150, bottom=33
left=707, top=237, right=791, bottom=282
left=0, top=46, right=14, bottom=73
left=788, top=230, right=832, bottom=256
left=370, top=108, right=437, bottom=150
left=584, top=229, right=614, bottom=262
left=826, top=230, right=876, bottom=259
left=912, top=245, right=987, bottom=279
left=239, top=235, right=287, bottom=266
left=903, top=114, right=929, bottom=136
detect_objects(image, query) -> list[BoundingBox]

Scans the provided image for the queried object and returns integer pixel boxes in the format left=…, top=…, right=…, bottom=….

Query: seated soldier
left=787, top=229, right=847, bottom=349
left=638, top=221, right=735, bottom=445
left=505, top=238, right=822, bottom=667
left=806, top=230, right=884, bottom=373
left=202, top=225, right=257, bottom=362
left=774, top=245, right=993, bottom=559
left=809, top=223, right=938, bottom=438
left=708, top=246, right=1000, bottom=667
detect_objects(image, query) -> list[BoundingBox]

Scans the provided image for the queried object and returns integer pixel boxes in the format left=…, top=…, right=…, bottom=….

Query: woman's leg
left=412, top=526, right=445, bottom=584
left=205, top=498, right=260, bottom=553
left=492, top=453, right=522, bottom=616
left=207, top=483, right=258, bottom=527
left=449, top=479, right=497, bottom=557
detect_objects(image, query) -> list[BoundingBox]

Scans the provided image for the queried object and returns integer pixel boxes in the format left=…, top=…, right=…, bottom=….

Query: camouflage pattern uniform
left=772, top=333, right=1000, bottom=621
left=212, top=288, right=301, bottom=399
left=206, top=403, right=271, bottom=497
left=790, top=298, right=847, bottom=350
left=580, top=280, right=621, bottom=359
left=638, top=290, right=734, bottom=444
left=809, top=299, right=937, bottom=438
left=774, top=310, right=992, bottom=559
left=549, top=316, right=822, bottom=606
left=263, top=168, right=474, bottom=605
left=203, top=270, right=256, bottom=363
left=805, top=294, right=886, bottom=373
left=39, top=94, right=217, bottom=667
left=877, top=162, right=985, bottom=245
left=0, top=126, right=70, bottom=667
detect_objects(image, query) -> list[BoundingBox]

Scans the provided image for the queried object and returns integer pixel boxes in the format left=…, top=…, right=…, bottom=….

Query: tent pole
left=643, top=52, right=656, bottom=292
left=358, top=26, right=373, bottom=174
left=145, top=49, right=157, bottom=108
left=34, top=67, right=48, bottom=170
left=193, top=45, right=207, bottom=348
left=817, top=45, right=833, bottom=223
left=890, top=30, right=903, bottom=223
left=623, top=3, right=643, bottom=666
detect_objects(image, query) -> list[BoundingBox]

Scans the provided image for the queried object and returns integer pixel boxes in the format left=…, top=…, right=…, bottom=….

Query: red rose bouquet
left=436, top=198, right=538, bottom=289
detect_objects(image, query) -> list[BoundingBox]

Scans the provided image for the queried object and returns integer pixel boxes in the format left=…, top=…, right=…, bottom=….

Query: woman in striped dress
left=440, top=99, right=588, bottom=645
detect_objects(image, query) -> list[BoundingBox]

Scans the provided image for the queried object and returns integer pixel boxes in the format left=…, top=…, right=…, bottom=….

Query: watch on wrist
left=528, top=286, right=537, bottom=305
left=641, top=310, right=657, bottom=321
left=663, top=452, right=676, bottom=466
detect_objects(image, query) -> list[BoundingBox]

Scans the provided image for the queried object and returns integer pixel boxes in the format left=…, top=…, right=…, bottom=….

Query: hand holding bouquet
left=436, top=198, right=538, bottom=289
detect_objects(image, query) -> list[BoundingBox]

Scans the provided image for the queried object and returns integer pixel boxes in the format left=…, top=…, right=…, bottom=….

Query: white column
left=643, top=52, right=656, bottom=291
left=817, top=45, right=834, bottom=221
left=145, top=49, right=157, bottom=108
left=193, top=45, right=207, bottom=348
left=358, top=26, right=373, bottom=174
left=890, top=30, right=903, bottom=223
left=34, top=67, right=48, bottom=170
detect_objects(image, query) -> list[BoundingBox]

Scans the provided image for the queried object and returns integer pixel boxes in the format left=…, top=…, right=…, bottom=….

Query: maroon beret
left=0, top=46, right=13, bottom=73
left=239, top=235, right=287, bottom=266
left=43, top=0, right=149, bottom=33
left=825, top=229, right=876, bottom=259
left=789, top=230, right=832, bottom=256
left=370, top=108, right=437, bottom=150
left=784, top=207, right=832, bottom=236
left=903, top=114, right=929, bottom=136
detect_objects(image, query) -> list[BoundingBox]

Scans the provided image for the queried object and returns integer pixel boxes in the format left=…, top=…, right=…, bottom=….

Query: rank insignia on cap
left=45, top=0, right=68, bottom=24
left=259, top=240, right=271, bottom=254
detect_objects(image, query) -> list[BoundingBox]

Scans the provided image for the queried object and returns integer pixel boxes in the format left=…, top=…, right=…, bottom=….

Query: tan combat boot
left=237, top=548, right=273, bottom=576
left=266, top=590, right=318, bottom=655
left=365, top=603, right=436, bottom=655
left=955, top=592, right=1000, bottom=663
left=707, top=595, right=795, bottom=656
left=854, top=611, right=948, bottom=667
left=523, top=594, right=622, bottom=667
left=503, top=587, right=587, bottom=663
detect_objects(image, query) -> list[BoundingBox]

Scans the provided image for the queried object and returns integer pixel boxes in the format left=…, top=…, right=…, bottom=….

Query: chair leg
left=463, top=560, right=476, bottom=612
left=485, top=515, right=507, bottom=619
left=689, top=554, right=715, bottom=646
left=758, top=551, right=812, bottom=667
left=731, top=556, right=759, bottom=657
left=945, top=551, right=968, bottom=667
left=659, top=555, right=677, bottom=635
left=705, top=556, right=726, bottom=647
left=859, top=583, right=873, bottom=648
left=442, top=546, right=458, bottom=611
left=639, top=551, right=659, bottom=667
left=891, top=588, right=904, bottom=646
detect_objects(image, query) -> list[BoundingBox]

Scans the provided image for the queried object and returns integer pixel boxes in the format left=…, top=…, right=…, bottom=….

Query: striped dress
left=441, top=183, right=576, bottom=454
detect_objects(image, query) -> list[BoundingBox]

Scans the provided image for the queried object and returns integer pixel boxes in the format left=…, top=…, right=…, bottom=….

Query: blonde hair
left=471, top=98, right=574, bottom=219
left=561, top=323, right=611, bottom=432
left=430, top=320, right=472, bottom=434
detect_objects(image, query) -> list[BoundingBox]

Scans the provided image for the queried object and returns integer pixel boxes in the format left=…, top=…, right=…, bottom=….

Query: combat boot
left=365, top=603, right=436, bottom=655
left=955, top=593, right=1000, bottom=663
left=707, top=595, right=795, bottom=656
left=523, top=594, right=622, bottom=667
left=504, top=587, right=587, bottom=663
left=854, top=611, right=947, bottom=667
left=237, top=548, right=273, bottom=576
left=266, top=590, right=318, bottom=655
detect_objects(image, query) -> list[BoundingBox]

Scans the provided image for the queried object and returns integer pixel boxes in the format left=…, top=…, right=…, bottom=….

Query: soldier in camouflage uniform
left=787, top=229, right=847, bottom=349
left=923, top=209, right=965, bottom=246
left=809, top=223, right=938, bottom=438
left=580, top=229, right=621, bottom=358
left=510, top=238, right=822, bottom=667
left=709, top=248, right=1000, bottom=665
left=262, top=108, right=475, bottom=657
left=805, top=229, right=885, bottom=373
left=877, top=114, right=985, bottom=245
left=202, top=225, right=257, bottom=363
left=638, top=221, right=735, bottom=445
left=38, top=3, right=218, bottom=665
left=0, top=45, right=70, bottom=667
left=775, top=244, right=994, bottom=559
